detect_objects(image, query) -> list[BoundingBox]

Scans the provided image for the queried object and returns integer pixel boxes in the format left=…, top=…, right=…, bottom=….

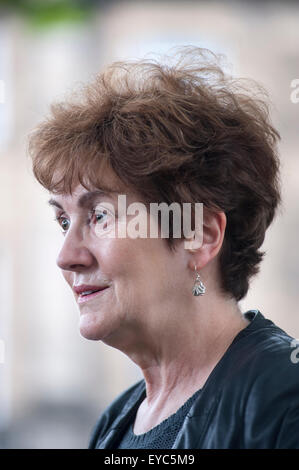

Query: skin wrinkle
left=50, top=181, right=249, bottom=435
left=48, top=189, right=114, bottom=211
left=29, top=48, right=282, bottom=439
left=30, top=48, right=281, bottom=302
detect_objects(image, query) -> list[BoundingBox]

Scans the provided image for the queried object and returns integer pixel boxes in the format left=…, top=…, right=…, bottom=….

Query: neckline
left=112, top=309, right=262, bottom=446
left=130, top=387, right=202, bottom=439
left=132, top=309, right=261, bottom=412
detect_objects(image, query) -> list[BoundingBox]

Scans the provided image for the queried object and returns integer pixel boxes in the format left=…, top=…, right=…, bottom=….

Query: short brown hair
left=28, top=47, right=282, bottom=301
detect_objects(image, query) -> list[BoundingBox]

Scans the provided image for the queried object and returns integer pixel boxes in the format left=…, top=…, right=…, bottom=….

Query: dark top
left=89, top=310, right=299, bottom=449
left=115, top=388, right=202, bottom=449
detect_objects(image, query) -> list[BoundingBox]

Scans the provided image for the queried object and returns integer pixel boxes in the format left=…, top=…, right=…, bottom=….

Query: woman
left=29, top=48, right=299, bottom=449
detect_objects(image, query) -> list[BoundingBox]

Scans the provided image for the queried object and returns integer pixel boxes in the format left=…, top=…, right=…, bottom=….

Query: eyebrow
left=48, top=189, right=116, bottom=211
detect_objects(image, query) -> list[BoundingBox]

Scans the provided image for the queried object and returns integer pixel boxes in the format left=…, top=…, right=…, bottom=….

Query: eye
left=91, top=208, right=109, bottom=225
left=54, top=215, right=70, bottom=234
left=90, top=205, right=115, bottom=237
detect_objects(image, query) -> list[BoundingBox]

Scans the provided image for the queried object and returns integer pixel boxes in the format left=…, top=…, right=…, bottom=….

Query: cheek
left=93, top=237, right=152, bottom=301
left=93, top=237, right=136, bottom=278
left=92, top=236, right=177, bottom=298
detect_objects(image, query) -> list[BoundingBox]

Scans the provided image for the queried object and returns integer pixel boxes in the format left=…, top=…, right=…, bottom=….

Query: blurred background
left=0, top=0, right=299, bottom=449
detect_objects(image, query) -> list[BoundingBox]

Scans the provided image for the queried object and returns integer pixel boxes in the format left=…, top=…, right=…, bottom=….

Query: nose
left=56, top=229, right=95, bottom=272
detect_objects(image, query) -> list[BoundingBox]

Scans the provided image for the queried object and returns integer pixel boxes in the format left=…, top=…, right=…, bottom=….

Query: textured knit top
left=115, top=388, right=202, bottom=449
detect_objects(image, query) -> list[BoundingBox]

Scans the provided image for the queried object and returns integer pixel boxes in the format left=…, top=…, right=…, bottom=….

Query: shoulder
left=88, top=379, right=145, bottom=449
left=237, top=312, right=299, bottom=385
left=228, top=311, right=299, bottom=448
left=225, top=310, right=299, bottom=376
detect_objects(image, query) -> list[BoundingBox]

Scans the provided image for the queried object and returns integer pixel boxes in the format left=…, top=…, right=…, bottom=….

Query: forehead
left=49, top=164, right=129, bottom=205
left=48, top=182, right=144, bottom=212
left=48, top=184, right=118, bottom=209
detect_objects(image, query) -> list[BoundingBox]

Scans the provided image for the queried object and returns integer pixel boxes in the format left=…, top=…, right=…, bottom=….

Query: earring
left=192, top=266, right=206, bottom=296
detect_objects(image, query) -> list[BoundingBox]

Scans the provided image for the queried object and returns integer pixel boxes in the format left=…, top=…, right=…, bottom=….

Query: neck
left=104, top=292, right=250, bottom=408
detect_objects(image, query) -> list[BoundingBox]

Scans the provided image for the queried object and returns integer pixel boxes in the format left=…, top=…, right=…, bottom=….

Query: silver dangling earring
left=192, top=266, right=206, bottom=296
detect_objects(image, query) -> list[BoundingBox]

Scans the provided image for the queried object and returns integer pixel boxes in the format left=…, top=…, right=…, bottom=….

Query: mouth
left=77, top=287, right=109, bottom=304
left=73, top=284, right=110, bottom=304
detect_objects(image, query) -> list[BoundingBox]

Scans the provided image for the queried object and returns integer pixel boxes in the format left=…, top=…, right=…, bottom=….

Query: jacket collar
left=96, top=309, right=268, bottom=448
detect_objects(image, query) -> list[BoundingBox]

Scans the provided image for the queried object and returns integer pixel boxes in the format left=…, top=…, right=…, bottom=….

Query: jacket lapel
left=95, top=381, right=146, bottom=449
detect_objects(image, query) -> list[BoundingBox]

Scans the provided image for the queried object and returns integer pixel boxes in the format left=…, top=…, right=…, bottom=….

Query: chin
left=79, top=312, right=107, bottom=341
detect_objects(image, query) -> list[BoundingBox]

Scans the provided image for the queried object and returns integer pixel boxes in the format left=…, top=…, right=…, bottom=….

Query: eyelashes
left=53, top=215, right=70, bottom=234
left=53, top=207, right=114, bottom=234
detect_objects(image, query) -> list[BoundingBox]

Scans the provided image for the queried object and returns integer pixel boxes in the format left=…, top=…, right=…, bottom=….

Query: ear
left=187, top=209, right=226, bottom=271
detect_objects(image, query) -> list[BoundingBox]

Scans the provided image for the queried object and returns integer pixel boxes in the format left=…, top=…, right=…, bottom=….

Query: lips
left=73, top=284, right=107, bottom=294
left=73, top=284, right=109, bottom=303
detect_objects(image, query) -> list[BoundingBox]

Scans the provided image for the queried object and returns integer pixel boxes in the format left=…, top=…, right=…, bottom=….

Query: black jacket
left=88, top=310, right=299, bottom=449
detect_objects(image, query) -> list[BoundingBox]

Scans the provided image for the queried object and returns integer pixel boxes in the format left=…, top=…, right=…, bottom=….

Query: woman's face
left=49, top=183, right=188, bottom=346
